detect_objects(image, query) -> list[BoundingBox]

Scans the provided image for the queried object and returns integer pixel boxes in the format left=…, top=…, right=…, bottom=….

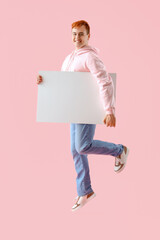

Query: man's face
left=72, top=25, right=90, bottom=50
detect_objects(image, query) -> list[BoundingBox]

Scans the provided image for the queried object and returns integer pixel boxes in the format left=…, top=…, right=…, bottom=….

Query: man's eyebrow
left=72, top=31, right=84, bottom=33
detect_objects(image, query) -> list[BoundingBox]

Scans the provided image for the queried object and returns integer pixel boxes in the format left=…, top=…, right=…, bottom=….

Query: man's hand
left=103, top=114, right=116, bottom=127
left=37, top=75, right=43, bottom=84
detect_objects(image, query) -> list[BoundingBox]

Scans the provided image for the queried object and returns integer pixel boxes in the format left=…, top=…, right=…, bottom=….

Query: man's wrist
left=105, top=107, right=115, bottom=115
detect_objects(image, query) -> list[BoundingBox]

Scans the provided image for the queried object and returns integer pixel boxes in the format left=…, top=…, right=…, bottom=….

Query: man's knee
left=76, top=143, right=92, bottom=154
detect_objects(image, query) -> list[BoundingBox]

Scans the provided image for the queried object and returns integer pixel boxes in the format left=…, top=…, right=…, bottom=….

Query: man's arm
left=86, top=53, right=115, bottom=116
left=86, top=53, right=116, bottom=127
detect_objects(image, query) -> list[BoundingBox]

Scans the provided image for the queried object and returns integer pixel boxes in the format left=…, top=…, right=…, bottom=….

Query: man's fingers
left=37, top=79, right=42, bottom=84
left=37, top=75, right=42, bottom=80
left=104, top=115, right=116, bottom=127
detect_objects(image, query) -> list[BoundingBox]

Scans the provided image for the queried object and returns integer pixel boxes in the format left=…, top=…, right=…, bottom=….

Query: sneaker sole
left=71, top=193, right=96, bottom=212
left=115, top=148, right=130, bottom=173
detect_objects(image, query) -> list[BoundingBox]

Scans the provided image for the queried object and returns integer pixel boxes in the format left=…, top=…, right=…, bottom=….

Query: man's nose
left=75, top=34, right=81, bottom=39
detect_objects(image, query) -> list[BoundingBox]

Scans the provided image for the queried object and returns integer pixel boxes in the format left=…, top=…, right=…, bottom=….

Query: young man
left=37, top=20, right=130, bottom=212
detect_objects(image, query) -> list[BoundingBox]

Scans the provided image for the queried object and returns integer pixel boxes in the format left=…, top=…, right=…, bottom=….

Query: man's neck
left=75, top=44, right=88, bottom=51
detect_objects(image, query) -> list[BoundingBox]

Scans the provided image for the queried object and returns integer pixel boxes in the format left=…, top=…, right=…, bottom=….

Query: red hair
left=71, top=20, right=90, bottom=35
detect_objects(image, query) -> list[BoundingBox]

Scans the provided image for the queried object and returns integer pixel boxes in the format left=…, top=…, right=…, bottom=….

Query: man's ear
left=88, top=33, right=90, bottom=40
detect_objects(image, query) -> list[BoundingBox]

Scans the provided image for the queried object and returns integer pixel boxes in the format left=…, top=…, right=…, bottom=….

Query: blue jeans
left=70, top=123, right=124, bottom=196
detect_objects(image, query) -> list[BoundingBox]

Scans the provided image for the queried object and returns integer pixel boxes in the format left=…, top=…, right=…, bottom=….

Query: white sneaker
left=114, top=146, right=130, bottom=173
left=71, top=191, right=96, bottom=212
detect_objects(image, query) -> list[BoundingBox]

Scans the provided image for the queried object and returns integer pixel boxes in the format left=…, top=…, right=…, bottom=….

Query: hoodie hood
left=73, top=45, right=100, bottom=55
left=64, top=45, right=100, bottom=71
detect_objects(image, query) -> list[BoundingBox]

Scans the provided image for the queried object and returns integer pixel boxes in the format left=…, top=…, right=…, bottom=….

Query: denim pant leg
left=75, top=124, right=124, bottom=156
left=70, top=123, right=94, bottom=196
left=70, top=123, right=124, bottom=196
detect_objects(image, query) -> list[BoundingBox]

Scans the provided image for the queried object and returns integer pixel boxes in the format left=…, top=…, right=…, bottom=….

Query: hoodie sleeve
left=61, top=54, right=71, bottom=71
left=61, top=57, right=67, bottom=71
left=86, top=53, right=115, bottom=115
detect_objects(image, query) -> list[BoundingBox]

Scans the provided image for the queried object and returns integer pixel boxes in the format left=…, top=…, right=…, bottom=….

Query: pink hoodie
left=61, top=45, right=115, bottom=115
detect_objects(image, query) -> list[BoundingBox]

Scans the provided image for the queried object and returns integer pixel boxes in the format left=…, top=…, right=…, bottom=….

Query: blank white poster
left=36, top=71, right=116, bottom=124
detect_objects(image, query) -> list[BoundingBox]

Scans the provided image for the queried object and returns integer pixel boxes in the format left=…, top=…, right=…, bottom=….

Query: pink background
left=1, top=0, right=160, bottom=239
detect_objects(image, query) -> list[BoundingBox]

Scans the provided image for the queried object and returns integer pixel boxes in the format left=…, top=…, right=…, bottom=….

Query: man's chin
left=74, top=43, right=85, bottom=49
left=76, top=43, right=82, bottom=46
